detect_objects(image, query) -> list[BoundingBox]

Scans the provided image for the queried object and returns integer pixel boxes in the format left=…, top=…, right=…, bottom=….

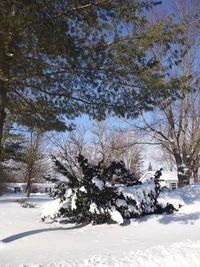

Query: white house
left=139, top=171, right=178, bottom=190
left=5, top=183, right=55, bottom=194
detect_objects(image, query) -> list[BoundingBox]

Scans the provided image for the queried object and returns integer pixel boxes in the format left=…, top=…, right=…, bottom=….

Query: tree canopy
left=0, top=0, right=184, bottom=159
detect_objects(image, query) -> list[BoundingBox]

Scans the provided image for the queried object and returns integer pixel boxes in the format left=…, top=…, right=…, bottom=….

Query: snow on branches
left=42, top=156, right=176, bottom=225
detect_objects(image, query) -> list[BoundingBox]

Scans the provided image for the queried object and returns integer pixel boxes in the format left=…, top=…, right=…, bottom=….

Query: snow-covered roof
left=140, top=171, right=178, bottom=183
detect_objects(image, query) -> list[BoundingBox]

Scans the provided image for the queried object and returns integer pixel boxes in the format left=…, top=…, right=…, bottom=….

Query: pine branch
left=56, top=0, right=110, bottom=17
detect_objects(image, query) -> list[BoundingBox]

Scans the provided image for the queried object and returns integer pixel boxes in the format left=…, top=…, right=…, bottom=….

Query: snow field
left=0, top=183, right=200, bottom=266
left=15, top=240, right=200, bottom=267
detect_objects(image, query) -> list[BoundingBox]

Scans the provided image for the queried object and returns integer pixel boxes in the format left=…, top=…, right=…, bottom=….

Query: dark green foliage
left=44, top=155, right=176, bottom=225
left=154, top=168, right=163, bottom=194
left=52, top=155, right=80, bottom=189
left=0, top=115, right=25, bottom=162
left=0, top=1, right=182, bottom=133
left=0, top=0, right=189, bottom=167
left=102, top=160, right=141, bottom=186
left=2, top=140, right=24, bottom=162
left=151, top=168, right=177, bottom=214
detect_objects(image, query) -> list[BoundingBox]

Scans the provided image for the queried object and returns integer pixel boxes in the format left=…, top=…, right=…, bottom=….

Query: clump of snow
left=109, top=206, right=124, bottom=224
left=89, top=203, right=100, bottom=214
left=79, top=186, right=87, bottom=193
left=158, top=182, right=200, bottom=210
left=105, top=181, right=112, bottom=187
left=92, top=177, right=104, bottom=190
left=117, top=181, right=156, bottom=214
left=158, top=190, right=184, bottom=209
left=128, top=204, right=138, bottom=213
left=65, top=188, right=73, bottom=198
left=116, top=198, right=127, bottom=207
left=71, top=193, right=77, bottom=210
left=118, top=181, right=156, bottom=202
left=41, top=198, right=61, bottom=219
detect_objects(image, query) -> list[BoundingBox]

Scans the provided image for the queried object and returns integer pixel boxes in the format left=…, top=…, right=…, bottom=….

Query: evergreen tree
left=43, top=155, right=176, bottom=225
left=1, top=114, right=24, bottom=161
left=0, top=0, right=183, bottom=163
left=148, top=162, right=153, bottom=171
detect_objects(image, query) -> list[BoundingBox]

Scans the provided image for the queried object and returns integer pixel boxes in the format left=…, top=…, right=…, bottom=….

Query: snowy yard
left=1, top=184, right=200, bottom=267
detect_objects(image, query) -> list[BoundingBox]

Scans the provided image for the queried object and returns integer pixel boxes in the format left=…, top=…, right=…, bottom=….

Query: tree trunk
left=174, top=154, right=190, bottom=187
left=0, top=3, right=16, bottom=160
left=193, top=168, right=199, bottom=183
left=0, top=86, right=6, bottom=161
left=25, top=176, right=31, bottom=197
left=177, top=166, right=190, bottom=187
left=185, top=166, right=192, bottom=185
left=25, top=167, right=32, bottom=197
left=177, top=172, right=186, bottom=187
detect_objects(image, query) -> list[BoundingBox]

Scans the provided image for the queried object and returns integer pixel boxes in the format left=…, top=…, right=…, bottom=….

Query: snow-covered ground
left=1, top=183, right=200, bottom=267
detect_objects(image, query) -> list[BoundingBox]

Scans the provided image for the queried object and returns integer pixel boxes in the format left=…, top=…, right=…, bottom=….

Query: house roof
left=140, top=171, right=178, bottom=183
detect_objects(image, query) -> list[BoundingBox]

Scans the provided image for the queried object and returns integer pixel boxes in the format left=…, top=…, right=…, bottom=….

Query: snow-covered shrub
left=42, top=156, right=176, bottom=225
left=16, top=198, right=36, bottom=208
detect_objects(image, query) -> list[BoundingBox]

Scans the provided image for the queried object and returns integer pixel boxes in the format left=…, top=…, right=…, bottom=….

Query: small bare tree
left=16, top=129, right=48, bottom=196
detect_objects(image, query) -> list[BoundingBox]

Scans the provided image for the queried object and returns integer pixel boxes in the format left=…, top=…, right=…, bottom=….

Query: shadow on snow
left=158, top=212, right=200, bottom=225
left=1, top=222, right=89, bottom=244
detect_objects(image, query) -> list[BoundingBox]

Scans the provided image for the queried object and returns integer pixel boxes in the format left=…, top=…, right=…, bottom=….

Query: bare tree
left=91, top=121, right=143, bottom=179
left=53, top=121, right=143, bottom=180
left=16, top=129, right=48, bottom=196
left=140, top=0, right=200, bottom=186
left=52, top=127, right=88, bottom=181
